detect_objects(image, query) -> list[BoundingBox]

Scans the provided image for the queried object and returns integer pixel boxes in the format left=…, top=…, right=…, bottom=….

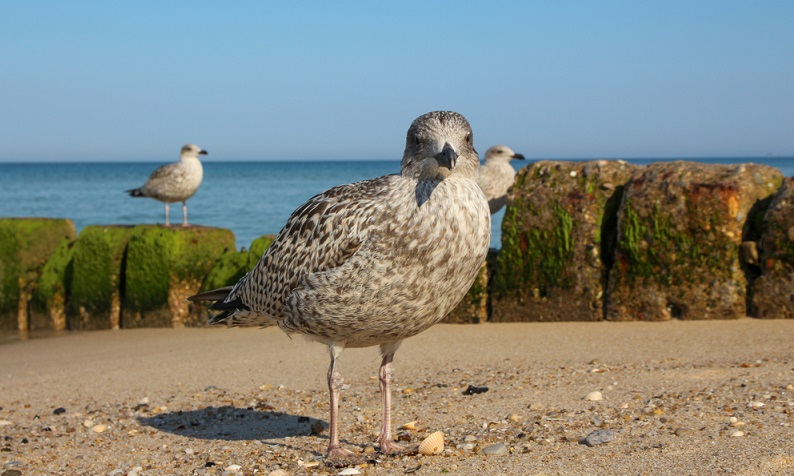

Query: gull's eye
left=465, top=133, right=473, bottom=145
left=414, top=136, right=422, bottom=146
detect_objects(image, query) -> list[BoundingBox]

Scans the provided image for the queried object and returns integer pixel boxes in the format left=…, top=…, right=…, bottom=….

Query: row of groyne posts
left=2, top=160, right=793, bottom=336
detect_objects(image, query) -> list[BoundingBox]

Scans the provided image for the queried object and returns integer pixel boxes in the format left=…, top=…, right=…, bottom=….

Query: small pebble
left=730, top=430, right=745, bottom=437
left=583, top=429, right=615, bottom=447
left=674, top=427, right=693, bottom=437
left=750, top=401, right=765, bottom=409
left=224, top=464, right=242, bottom=473
left=463, top=385, right=489, bottom=395
left=0, top=420, right=13, bottom=427
left=338, top=469, right=361, bottom=475
left=91, top=424, right=107, bottom=433
left=585, top=391, right=603, bottom=401
left=267, top=470, right=288, bottom=476
left=53, top=407, right=66, bottom=415
left=482, top=443, right=508, bottom=455
left=464, top=435, right=478, bottom=443
left=3, top=470, right=23, bottom=476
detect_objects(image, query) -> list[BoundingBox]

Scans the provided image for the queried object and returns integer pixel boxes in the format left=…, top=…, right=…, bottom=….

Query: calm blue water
left=1, top=158, right=792, bottom=250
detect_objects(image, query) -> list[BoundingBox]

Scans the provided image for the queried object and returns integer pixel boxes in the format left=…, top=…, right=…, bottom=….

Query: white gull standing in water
left=476, top=144, right=525, bottom=214
left=189, top=111, right=491, bottom=466
left=126, top=144, right=206, bottom=226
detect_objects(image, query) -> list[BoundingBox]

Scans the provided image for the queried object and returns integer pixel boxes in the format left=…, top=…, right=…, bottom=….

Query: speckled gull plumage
left=126, top=144, right=206, bottom=226
left=476, top=144, right=525, bottom=214
left=189, top=111, right=491, bottom=466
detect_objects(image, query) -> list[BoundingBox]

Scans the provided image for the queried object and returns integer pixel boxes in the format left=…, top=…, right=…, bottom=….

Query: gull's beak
left=199, top=149, right=208, bottom=155
left=512, top=153, right=525, bottom=160
left=435, top=142, right=458, bottom=170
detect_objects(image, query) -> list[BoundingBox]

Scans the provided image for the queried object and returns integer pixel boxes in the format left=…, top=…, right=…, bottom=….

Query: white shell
left=401, top=420, right=418, bottom=430
left=419, top=430, right=445, bottom=455
left=585, top=391, right=603, bottom=401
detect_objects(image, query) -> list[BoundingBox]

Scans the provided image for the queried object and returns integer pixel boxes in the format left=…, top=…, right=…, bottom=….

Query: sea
left=1, top=157, right=792, bottom=250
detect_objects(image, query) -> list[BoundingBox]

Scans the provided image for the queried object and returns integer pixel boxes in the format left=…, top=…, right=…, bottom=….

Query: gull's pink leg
left=164, top=203, right=170, bottom=227
left=182, top=201, right=189, bottom=227
left=377, top=344, right=418, bottom=455
left=325, top=344, right=364, bottom=467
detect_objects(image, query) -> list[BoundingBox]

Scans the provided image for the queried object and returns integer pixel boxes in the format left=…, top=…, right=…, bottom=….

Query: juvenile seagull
left=476, top=145, right=525, bottom=214
left=126, top=144, right=207, bottom=226
left=189, top=111, right=491, bottom=466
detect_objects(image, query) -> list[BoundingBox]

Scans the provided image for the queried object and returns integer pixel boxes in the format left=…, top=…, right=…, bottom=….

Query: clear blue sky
left=1, top=1, right=792, bottom=162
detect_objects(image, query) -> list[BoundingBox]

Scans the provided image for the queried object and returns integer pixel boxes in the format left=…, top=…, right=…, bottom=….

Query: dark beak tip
left=200, top=150, right=208, bottom=155
left=513, top=153, right=526, bottom=160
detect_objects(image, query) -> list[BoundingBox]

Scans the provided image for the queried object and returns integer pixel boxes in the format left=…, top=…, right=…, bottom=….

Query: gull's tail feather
left=189, top=286, right=258, bottom=326
left=188, top=286, right=235, bottom=303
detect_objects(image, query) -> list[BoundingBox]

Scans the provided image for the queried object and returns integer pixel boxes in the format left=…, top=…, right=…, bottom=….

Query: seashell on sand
left=401, top=420, right=418, bottom=430
left=419, top=430, right=445, bottom=455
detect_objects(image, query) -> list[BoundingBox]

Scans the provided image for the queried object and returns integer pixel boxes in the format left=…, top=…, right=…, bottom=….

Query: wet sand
left=1, top=319, right=792, bottom=475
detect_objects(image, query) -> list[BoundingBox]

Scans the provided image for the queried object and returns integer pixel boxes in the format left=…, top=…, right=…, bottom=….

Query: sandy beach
left=1, top=319, right=792, bottom=475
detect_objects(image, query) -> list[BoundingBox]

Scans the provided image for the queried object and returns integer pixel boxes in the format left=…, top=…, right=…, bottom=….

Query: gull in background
left=126, top=144, right=206, bottom=226
left=477, top=144, right=525, bottom=214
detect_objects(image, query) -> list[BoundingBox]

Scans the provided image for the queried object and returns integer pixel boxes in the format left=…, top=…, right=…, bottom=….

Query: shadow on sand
left=138, top=405, right=326, bottom=442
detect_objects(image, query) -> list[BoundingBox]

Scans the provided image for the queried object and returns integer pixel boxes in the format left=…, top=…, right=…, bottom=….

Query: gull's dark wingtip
left=188, top=286, right=234, bottom=302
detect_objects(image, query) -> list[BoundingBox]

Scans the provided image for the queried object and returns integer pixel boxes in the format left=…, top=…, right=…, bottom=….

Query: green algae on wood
left=30, top=238, right=76, bottom=332
left=491, top=161, right=639, bottom=322
left=67, top=225, right=138, bottom=330
left=606, top=162, right=783, bottom=321
left=123, top=225, right=235, bottom=328
left=201, top=235, right=276, bottom=292
left=0, top=218, right=76, bottom=332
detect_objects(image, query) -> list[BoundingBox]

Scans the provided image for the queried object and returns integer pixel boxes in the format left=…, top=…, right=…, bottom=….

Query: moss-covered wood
left=491, top=161, right=639, bottom=321
left=67, top=226, right=138, bottom=330
left=30, top=238, right=76, bottom=331
left=606, top=162, right=783, bottom=321
left=201, top=235, right=276, bottom=291
left=750, top=177, right=794, bottom=318
left=0, top=218, right=76, bottom=332
left=123, top=226, right=235, bottom=328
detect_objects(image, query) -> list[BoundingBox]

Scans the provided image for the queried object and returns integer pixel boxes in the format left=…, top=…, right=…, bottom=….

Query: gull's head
left=181, top=143, right=208, bottom=160
left=401, top=111, right=478, bottom=180
left=483, top=145, right=525, bottom=164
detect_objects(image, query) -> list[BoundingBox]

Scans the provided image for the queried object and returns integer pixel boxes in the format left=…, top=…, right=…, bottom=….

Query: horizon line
left=1, top=155, right=792, bottom=166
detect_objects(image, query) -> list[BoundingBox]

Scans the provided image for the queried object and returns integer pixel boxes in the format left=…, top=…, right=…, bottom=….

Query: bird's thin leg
left=164, top=203, right=170, bottom=227
left=377, top=344, right=418, bottom=455
left=325, top=344, right=362, bottom=466
left=182, top=201, right=189, bottom=227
